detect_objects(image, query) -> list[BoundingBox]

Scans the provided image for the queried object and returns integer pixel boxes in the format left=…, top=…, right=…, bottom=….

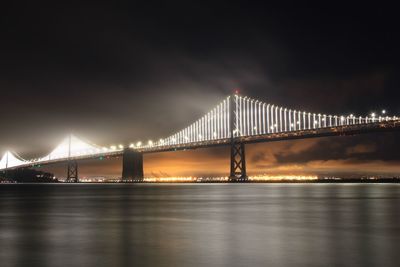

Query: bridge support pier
left=122, top=149, right=144, bottom=182
left=66, top=160, right=78, bottom=183
left=229, top=142, right=248, bottom=182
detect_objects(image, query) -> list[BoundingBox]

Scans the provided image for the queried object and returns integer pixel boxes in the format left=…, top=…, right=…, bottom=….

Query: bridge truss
left=1, top=94, right=399, bottom=181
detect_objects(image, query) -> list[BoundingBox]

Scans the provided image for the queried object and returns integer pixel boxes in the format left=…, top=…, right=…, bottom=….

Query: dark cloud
left=273, top=133, right=400, bottom=164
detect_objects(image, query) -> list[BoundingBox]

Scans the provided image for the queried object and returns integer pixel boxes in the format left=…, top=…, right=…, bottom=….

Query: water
left=0, top=183, right=399, bottom=267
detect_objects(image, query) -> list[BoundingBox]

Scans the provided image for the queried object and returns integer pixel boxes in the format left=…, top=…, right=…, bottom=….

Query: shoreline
left=2, top=178, right=400, bottom=184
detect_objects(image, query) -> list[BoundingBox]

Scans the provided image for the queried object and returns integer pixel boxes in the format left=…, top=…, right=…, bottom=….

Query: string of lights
left=1, top=94, right=397, bottom=170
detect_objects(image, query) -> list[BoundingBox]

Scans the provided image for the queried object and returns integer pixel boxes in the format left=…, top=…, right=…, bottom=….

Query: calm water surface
left=0, top=183, right=399, bottom=267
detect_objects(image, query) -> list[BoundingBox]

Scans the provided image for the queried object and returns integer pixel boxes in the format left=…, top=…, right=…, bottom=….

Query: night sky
left=1, top=2, right=399, bottom=178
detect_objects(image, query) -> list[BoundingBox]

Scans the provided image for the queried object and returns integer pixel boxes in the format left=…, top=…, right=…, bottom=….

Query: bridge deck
left=5, top=119, right=398, bottom=170
left=138, top=119, right=400, bottom=153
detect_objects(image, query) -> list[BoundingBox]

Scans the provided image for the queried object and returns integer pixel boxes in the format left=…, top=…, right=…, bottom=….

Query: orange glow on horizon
left=35, top=138, right=400, bottom=179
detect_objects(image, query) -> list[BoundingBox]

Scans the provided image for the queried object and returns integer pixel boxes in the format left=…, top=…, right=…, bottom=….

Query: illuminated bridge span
left=1, top=94, right=399, bottom=182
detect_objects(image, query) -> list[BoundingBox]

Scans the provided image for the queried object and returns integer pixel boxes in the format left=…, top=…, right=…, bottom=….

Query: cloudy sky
left=1, top=2, right=399, bottom=177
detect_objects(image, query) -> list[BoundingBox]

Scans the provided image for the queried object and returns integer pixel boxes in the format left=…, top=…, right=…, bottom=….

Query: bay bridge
left=1, top=94, right=399, bottom=182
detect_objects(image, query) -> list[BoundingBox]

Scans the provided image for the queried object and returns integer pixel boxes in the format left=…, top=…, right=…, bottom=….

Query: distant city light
left=249, top=175, right=318, bottom=181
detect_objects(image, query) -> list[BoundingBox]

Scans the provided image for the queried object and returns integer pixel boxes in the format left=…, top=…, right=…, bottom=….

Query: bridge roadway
left=5, top=119, right=400, bottom=180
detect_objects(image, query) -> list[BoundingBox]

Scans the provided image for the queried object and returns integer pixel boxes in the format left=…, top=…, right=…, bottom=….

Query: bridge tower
left=122, top=148, right=144, bottom=182
left=65, top=135, right=79, bottom=183
left=4, top=151, right=8, bottom=180
left=66, top=160, right=79, bottom=183
left=229, top=94, right=248, bottom=182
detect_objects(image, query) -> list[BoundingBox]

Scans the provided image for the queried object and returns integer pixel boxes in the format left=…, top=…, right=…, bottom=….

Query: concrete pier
left=122, top=149, right=144, bottom=182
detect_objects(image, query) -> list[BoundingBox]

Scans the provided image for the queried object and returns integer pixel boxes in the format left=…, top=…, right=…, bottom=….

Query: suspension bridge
left=1, top=94, right=399, bottom=182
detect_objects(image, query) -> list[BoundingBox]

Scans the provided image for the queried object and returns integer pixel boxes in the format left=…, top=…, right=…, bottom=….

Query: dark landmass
left=0, top=169, right=58, bottom=183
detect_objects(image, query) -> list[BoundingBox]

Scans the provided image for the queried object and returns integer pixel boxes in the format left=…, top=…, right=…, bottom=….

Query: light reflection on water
left=0, top=184, right=399, bottom=267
